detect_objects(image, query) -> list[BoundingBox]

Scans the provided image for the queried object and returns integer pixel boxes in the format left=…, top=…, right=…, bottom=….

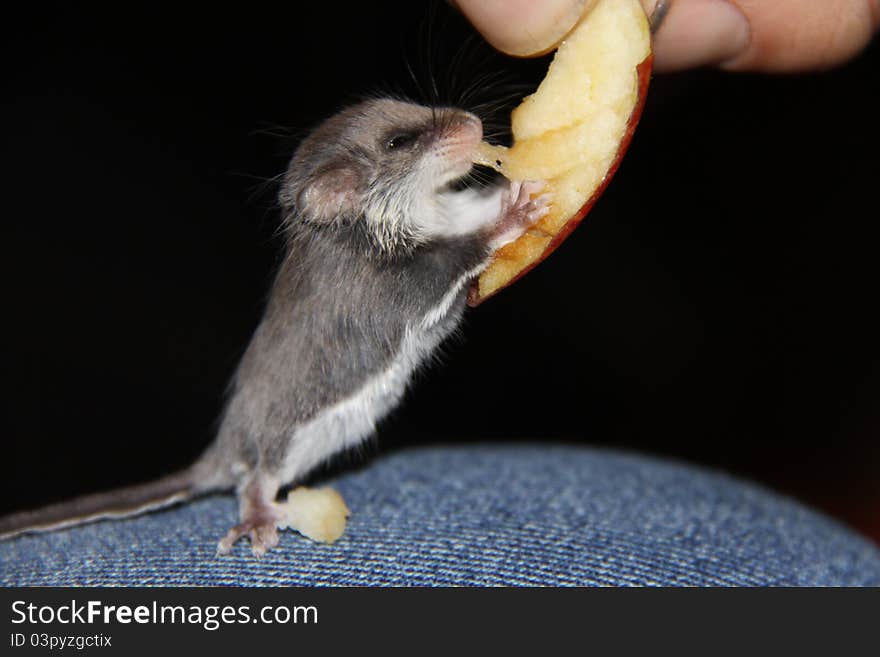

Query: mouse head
left=280, top=99, right=482, bottom=252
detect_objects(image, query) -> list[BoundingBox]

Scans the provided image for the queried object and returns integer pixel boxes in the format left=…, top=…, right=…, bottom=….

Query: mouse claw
left=527, top=193, right=552, bottom=224
left=251, top=524, right=280, bottom=557
left=489, top=179, right=551, bottom=251
left=217, top=524, right=248, bottom=556
left=216, top=518, right=280, bottom=557
left=507, top=179, right=551, bottom=228
left=519, top=180, right=546, bottom=199
left=216, top=534, right=237, bottom=557
left=503, top=180, right=544, bottom=211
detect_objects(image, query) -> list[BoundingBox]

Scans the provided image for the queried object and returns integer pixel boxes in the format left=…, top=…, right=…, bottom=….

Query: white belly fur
left=278, top=263, right=485, bottom=485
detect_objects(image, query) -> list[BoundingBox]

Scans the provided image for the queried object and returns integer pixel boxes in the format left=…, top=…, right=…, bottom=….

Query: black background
left=2, top=3, right=878, bottom=540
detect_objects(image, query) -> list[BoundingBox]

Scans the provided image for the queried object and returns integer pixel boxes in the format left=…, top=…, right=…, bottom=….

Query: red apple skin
left=468, top=54, right=653, bottom=307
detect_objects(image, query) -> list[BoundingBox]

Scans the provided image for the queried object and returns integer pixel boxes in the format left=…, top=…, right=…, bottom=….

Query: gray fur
left=207, top=209, right=489, bottom=482
left=0, top=99, right=527, bottom=551
left=202, top=99, right=494, bottom=489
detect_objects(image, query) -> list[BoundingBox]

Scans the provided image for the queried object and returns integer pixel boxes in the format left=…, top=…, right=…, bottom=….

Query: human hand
left=452, top=0, right=880, bottom=72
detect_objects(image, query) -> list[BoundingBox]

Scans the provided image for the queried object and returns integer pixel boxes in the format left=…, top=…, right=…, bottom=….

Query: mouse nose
left=457, top=113, right=483, bottom=142
left=437, top=112, right=482, bottom=151
left=430, top=109, right=484, bottom=177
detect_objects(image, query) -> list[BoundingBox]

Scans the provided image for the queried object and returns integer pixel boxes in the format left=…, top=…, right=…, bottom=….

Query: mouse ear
left=287, top=165, right=362, bottom=224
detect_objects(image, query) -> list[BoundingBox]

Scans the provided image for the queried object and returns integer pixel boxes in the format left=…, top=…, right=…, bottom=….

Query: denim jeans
left=2, top=445, right=878, bottom=586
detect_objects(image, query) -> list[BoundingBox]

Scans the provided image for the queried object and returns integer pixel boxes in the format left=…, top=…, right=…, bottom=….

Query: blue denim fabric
left=2, top=445, right=878, bottom=586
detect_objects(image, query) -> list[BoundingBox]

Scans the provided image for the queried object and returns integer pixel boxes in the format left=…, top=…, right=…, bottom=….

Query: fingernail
left=647, top=0, right=671, bottom=33
left=651, top=0, right=751, bottom=72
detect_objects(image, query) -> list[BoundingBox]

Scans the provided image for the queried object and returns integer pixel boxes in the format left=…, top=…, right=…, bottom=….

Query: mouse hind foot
left=217, top=516, right=280, bottom=557
left=216, top=476, right=282, bottom=557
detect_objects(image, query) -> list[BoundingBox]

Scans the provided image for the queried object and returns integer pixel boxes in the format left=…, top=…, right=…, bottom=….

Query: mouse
left=0, top=98, right=548, bottom=555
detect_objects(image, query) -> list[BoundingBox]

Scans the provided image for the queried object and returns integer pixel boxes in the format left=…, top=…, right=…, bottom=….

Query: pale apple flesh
left=468, top=0, right=653, bottom=305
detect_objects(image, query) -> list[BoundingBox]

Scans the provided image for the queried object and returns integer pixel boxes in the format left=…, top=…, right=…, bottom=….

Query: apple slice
left=468, top=0, right=652, bottom=305
left=276, top=486, right=350, bottom=544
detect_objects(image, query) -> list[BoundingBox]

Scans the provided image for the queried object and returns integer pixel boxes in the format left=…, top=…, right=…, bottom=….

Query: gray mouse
left=0, top=98, right=548, bottom=555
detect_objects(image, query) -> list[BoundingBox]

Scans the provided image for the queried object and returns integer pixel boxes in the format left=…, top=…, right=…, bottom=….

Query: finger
left=645, top=0, right=880, bottom=73
left=642, top=0, right=750, bottom=72
left=723, top=0, right=879, bottom=72
left=451, top=0, right=595, bottom=57
left=455, top=0, right=879, bottom=71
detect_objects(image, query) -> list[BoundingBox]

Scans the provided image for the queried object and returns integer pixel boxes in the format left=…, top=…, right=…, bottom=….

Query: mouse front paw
left=509, top=180, right=551, bottom=221
left=490, top=180, right=551, bottom=250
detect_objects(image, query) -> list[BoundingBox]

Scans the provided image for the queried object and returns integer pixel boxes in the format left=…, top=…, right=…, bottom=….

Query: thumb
left=450, top=0, right=595, bottom=57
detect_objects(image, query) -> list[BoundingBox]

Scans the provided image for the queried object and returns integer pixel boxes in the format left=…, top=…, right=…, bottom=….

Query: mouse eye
left=384, top=132, right=418, bottom=151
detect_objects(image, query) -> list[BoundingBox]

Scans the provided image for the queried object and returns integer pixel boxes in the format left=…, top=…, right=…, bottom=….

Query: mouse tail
left=0, top=467, right=206, bottom=540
